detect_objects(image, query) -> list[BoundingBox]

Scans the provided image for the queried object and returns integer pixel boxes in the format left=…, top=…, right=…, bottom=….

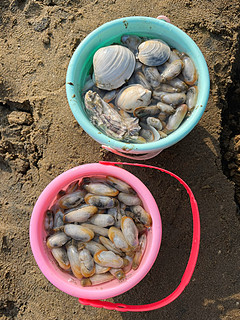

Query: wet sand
left=0, top=0, right=240, bottom=319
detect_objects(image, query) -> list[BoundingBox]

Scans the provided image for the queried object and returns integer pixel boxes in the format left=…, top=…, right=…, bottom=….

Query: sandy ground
left=0, top=0, right=240, bottom=319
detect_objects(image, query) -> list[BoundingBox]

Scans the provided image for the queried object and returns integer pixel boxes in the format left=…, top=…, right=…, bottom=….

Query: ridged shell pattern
left=93, top=45, right=136, bottom=91
left=137, top=40, right=171, bottom=66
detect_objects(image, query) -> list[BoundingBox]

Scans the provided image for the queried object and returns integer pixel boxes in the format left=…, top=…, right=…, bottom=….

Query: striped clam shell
left=93, top=45, right=136, bottom=90
left=137, top=40, right=170, bottom=66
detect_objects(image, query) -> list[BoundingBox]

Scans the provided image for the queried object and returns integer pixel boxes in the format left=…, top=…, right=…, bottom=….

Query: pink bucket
left=29, top=161, right=200, bottom=312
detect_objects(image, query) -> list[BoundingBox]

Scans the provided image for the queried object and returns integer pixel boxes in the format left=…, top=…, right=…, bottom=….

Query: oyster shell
left=93, top=45, right=136, bottom=90
left=115, top=84, right=152, bottom=113
left=137, top=40, right=170, bottom=66
left=84, top=90, right=141, bottom=142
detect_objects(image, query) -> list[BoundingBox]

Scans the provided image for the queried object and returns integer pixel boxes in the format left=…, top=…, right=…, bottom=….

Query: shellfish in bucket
left=93, top=45, right=136, bottom=90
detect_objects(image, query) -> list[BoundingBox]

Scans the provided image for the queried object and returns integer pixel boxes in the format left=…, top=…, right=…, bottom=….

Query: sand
left=0, top=0, right=240, bottom=319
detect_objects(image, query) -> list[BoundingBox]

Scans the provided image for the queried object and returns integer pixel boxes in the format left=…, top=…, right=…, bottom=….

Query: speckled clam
left=137, top=40, right=171, bottom=66
left=93, top=45, right=136, bottom=90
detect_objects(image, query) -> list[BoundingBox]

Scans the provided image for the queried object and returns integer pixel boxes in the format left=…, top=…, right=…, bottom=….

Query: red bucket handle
left=79, top=161, right=200, bottom=312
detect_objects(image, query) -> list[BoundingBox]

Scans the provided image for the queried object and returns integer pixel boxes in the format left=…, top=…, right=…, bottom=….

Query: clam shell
left=121, top=35, right=142, bottom=53
left=121, top=216, right=139, bottom=249
left=115, top=84, right=152, bottom=113
left=94, top=250, right=124, bottom=268
left=66, top=244, right=83, bottom=279
left=93, top=45, right=136, bottom=90
left=163, top=104, right=188, bottom=133
left=137, top=40, right=170, bottom=66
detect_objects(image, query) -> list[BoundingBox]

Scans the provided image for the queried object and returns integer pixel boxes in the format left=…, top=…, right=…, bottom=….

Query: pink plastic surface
left=102, top=145, right=162, bottom=160
left=156, top=15, right=171, bottom=23
left=29, top=163, right=162, bottom=300
left=78, top=161, right=200, bottom=312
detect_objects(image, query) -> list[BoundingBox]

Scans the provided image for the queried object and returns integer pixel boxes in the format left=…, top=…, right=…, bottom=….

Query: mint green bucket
left=66, top=16, right=210, bottom=160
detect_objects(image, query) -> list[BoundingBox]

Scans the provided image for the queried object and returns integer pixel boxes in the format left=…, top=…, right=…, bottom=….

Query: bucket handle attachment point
left=79, top=161, right=200, bottom=312
left=156, top=15, right=171, bottom=23
left=101, top=145, right=162, bottom=160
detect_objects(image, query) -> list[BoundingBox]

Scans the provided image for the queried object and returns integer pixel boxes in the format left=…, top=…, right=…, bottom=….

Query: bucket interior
left=30, top=164, right=162, bottom=299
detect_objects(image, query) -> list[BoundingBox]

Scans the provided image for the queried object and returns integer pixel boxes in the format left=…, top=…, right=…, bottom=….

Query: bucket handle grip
left=102, top=145, right=162, bottom=160
left=79, top=161, right=200, bottom=312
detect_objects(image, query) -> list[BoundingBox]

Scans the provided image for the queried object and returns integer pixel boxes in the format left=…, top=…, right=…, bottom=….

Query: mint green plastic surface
left=66, top=16, right=210, bottom=153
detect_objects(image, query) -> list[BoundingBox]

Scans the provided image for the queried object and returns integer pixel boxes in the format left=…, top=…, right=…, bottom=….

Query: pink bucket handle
left=79, top=161, right=200, bottom=312
left=101, top=145, right=162, bottom=160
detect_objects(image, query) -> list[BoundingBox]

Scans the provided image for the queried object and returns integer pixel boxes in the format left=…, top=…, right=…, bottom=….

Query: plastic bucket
left=29, top=163, right=162, bottom=300
left=66, top=16, right=210, bottom=160
left=30, top=161, right=200, bottom=312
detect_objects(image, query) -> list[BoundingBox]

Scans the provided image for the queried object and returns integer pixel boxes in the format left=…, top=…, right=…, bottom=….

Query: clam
left=160, top=92, right=186, bottom=106
left=133, top=105, right=160, bottom=118
left=186, top=86, right=198, bottom=111
left=53, top=209, right=64, bottom=229
left=168, top=49, right=181, bottom=63
left=157, top=102, right=175, bottom=114
left=109, top=268, right=126, bottom=280
left=121, top=34, right=142, bottom=53
left=94, top=250, right=124, bottom=268
left=95, top=263, right=111, bottom=275
left=140, top=122, right=161, bottom=142
left=131, top=205, right=152, bottom=227
left=134, top=71, right=152, bottom=90
left=89, top=214, right=115, bottom=228
left=146, top=117, right=163, bottom=130
left=84, top=193, right=118, bottom=209
left=137, top=40, right=170, bottom=66
left=63, top=205, right=98, bottom=223
left=159, top=59, right=184, bottom=82
left=118, top=192, right=142, bottom=206
left=58, top=190, right=86, bottom=210
left=155, top=83, right=180, bottom=93
left=108, top=227, right=132, bottom=253
left=163, top=104, right=188, bottom=134
left=65, top=181, right=79, bottom=194
left=83, top=182, right=119, bottom=197
left=142, top=66, right=161, bottom=88
left=139, top=128, right=154, bottom=142
left=46, top=232, right=70, bottom=249
left=182, top=55, right=198, bottom=85
left=66, top=243, right=83, bottom=279
left=167, top=77, right=189, bottom=91
left=93, top=45, right=136, bottom=90
left=132, top=233, right=147, bottom=270
left=81, top=273, right=114, bottom=286
left=51, top=247, right=70, bottom=271
left=115, top=84, right=152, bottom=113
left=99, top=236, right=124, bottom=256
left=107, top=206, right=122, bottom=228
left=84, top=240, right=107, bottom=255
left=121, top=216, right=139, bottom=249
left=81, top=223, right=110, bottom=237
left=79, top=248, right=95, bottom=278
left=106, top=176, right=134, bottom=194
left=64, top=224, right=94, bottom=242
left=44, top=210, right=53, bottom=232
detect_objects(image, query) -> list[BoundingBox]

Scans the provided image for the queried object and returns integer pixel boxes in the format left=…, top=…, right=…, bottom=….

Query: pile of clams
left=83, top=35, right=198, bottom=144
left=44, top=176, right=151, bottom=286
